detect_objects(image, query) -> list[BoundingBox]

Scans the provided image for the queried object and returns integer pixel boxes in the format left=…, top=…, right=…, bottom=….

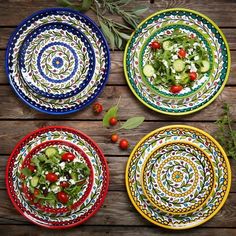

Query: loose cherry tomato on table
left=189, top=72, right=197, bottom=81
left=46, top=173, right=58, bottom=183
left=60, top=181, right=70, bottom=188
left=119, top=139, right=129, bottom=150
left=109, top=117, right=118, bottom=126
left=111, top=134, right=119, bottom=143
left=150, top=41, right=161, bottom=49
left=170, top=85, right=183, bottom=94
left=93, top=102, right=103, bottom=114
left=57, top=191, right=69, bottom=204
left=62, top=152, right=76, bottom=162
left=178, top=48, right=186, bottom=58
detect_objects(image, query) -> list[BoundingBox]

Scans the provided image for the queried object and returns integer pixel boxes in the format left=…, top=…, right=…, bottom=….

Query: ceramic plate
left=6, top=126, right=109, bottom=229
left=125, top=125, right=231, bottom=229
left=6, top=8, right=110, bottom=114
left=124, top=8, right=230, bottom=115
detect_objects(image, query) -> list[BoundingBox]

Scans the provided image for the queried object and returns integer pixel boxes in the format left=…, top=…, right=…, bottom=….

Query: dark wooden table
left=0, top=0, right=236, bottom=235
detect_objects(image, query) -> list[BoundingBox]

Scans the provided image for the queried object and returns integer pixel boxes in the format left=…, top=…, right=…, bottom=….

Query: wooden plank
left=0, top=0, right=236, bottom=27
left=0, top=86, right=235, bottom=121
left=0, top=225, right=235, bottom=236
left=1, top=49, right=236, bottom=85
left=0, top=154, right=235, bottom=192
left=0, top=120, right=234, bottom=155
left=0, top=190, right=235, bottom=227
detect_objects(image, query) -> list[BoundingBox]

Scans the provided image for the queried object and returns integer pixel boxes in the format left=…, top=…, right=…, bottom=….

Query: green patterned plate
left=125, top=125, right=231, bottom=229
left=124, top=8, right=231, bottom=115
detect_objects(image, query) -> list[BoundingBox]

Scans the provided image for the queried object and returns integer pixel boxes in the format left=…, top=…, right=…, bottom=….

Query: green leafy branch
left=215, top=103, right=236, bottom=160
left=57, top=0, right=148, bottom=49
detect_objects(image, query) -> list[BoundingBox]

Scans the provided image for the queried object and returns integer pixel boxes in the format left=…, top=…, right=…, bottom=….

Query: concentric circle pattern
left=124, top=8, right=230, bottom=115
left=6, top=126, right=109, bottom=229
left=6, top=8, right=110, bottom=114
left=125, top=125, right=231, bottom=229
left=142, top=142, right=215, bottom=215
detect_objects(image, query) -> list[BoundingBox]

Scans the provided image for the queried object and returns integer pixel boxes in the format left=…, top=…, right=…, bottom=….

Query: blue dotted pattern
left=6, top=8, right=110, bottom=114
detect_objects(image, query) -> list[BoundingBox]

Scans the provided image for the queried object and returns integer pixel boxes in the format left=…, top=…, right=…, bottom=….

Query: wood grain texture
left=0, top=225, right=235, bottom=236
left=0, top=190, right=235, bottom=227
left=0, top=85, right=235, bottom=121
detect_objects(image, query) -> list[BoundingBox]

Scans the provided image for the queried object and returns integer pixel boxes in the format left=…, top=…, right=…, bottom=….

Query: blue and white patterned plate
left=6, top=8, right=110, bottom=114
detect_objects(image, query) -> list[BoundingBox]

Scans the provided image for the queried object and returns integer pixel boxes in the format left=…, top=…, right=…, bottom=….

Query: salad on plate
left=20, top=146, right=91, bottom=207
left=143, top=29, right=210, bottom=93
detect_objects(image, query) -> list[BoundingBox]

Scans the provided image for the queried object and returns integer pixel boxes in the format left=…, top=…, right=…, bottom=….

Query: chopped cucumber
left=163, top=40, right=172, bottom=50
left=50, top=184, right=61, bottom=193
left=143, top=64, right=155, bottom=77
left=30, top=176, right=39, bottom=187
left=45, top=147, right=58, bottom=158
left=71, top=172, right=78, bottom=181
left=173, top=60, right=185, bottom=72
left=200, top=60, right=210, bottom=72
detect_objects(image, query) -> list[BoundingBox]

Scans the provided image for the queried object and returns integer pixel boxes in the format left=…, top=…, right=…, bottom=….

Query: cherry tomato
left=109, top=117, right=118, bottom=126
left=178, top=48, right=186, bottom=58
left=62, top=152, right=76, bottom=162
left=111, top=134, right=119, bottom=143
left=119, top=139, right=129, bottom=150
left=170, top=85, right=183, bottom=94
left=29, top=165, right=36, bottom=173
left=93, top=102, right=103, bottom=114
left=189, top=72, right=197, bottom=81
left=34, top=189, right=40, bottom=197
left=60, top=181, right=69, bottom=188
left=46, top=173, right=58, bottom=182
left=57, top=191, right=69, bottom=204
left=150, top=41, right=161, bottom=49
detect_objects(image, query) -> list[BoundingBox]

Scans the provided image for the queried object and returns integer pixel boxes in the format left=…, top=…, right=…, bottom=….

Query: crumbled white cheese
left=194, top=56, right=199, bottom=61
left=162, top=60, right=169, bottom=68
left=190, top=63, right=197, bottom=72
left=45, top=171, right=48, bottom=175
left=172, top=55, right=178, bottom=60
left=51, top=185, right=60, bottom=193
left=59, top=162, right=65, bottom=170
left=70, top=179, right=76, bottom=185
left=69, top=170, right=72, bottom=174
left=73, top=157, right=80, bottom=163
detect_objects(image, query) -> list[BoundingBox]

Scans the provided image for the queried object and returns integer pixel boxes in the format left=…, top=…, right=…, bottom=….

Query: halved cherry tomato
left=29, top=165, right=36, bottom=173
left=60, top=181, right=69, bottom=188
left=46, top=173, right=58, bottom=182
left=170, top=85, right=183, bottom=94
left=150, top=41, right=161, bottom=49
left=178, top=48, right=186, bottom=58
left=61, top=152, right=76, bottom=162
left=57, top=191, right=69, bottom=204
left=34, top=189, right=40, bottom=197
left=189, top=72, right=197, bottom=81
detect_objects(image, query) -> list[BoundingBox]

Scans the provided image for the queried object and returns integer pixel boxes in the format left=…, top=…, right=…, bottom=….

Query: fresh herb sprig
left=215, top=103, right=236, bottom=160
left=57, top=0, right=148, bottom=49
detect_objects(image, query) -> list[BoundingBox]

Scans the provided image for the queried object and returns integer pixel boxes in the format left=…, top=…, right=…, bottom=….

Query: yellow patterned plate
left=125, top=125, right=231, bottom=229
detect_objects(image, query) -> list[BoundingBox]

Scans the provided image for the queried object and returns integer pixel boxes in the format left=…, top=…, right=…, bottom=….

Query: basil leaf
left=120, top=116, right=145, bottom=130
left=103, top=105, right=118, bottom=127
left=21, top=167, right=32, bottom=177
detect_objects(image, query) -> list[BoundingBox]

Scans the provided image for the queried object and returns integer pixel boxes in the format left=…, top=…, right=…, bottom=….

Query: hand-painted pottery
left=124, top=8, right=230, bottom=115
left=125, top=125, right=231, bottom=229
left=6, top=126, right=109, bottom=229
left=21, top=140, right=94, bottom=215
left=6, top=8, right=110, bottom=114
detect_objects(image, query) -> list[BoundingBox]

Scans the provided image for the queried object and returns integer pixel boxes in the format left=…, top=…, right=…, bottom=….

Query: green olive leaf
left=99, top=20, right=115, bottom=50
left=56, top=0, right=73, bottom=7
left=117, top=32, right=130, bottom=40
left=120, top=116, right=145, bottom=130
left=103, top=105, right=118, bottom=127
left=132, top=5, right=149, bottom=15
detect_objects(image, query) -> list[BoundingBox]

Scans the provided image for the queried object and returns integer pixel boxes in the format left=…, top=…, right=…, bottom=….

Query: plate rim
left=5, top=125, right=110, bottom=229
left=123, top=8, right=231, bottom=116
left=5, top=7, right=111, bottom=115
left=125, top=124, right=231, bottom=230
